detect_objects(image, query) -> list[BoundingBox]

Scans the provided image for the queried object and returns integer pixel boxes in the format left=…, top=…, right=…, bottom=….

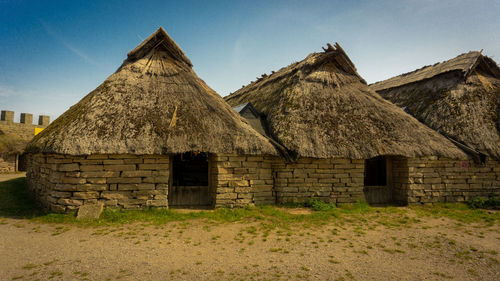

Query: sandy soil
left=1, top=211, right=499, bottom=281
left=0, top=172, right=26, bottom=182
left=0, top=173, right=499, bottom=280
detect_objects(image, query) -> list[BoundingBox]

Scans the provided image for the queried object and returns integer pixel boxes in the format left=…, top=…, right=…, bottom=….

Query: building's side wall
left=405, top=157, right=500, bottom=204
left=273, top=158, right=365, bottom=204
left=26, top=153, right=169, bottom=213
left=212, top=154, right=275, bottom=207
left=392, top=156, right=410, bottom=205
left=0, top=153, right=16, bottom=173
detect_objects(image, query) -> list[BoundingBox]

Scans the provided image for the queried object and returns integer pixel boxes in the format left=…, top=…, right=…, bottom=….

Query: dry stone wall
left=211, top=154, right=275, bottom=207
left=25, top=152, right=500, bottom=212
left=0, top=154, right=16, bottom=173
left=405, top=157, right=500, bottom=204
left=26, top=154, right=169, bottom=213
left=273, top=158, right=365, bottom=204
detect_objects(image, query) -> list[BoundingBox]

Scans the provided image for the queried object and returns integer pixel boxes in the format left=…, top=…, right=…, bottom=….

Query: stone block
left=142, top=176, right=169, bottom=184
left=101, top=191, right=132, bottom=200
left=77, top=203, right=104, bottom=220
left=105, top=164, right=137, bottom=171
left=118, top=183, right=155, bottom=191
left=51, top=191, right=72, bottom=198
left=73, top=191, right=100, bottom=199
left=217, top=193, right=237, bottom=199
left=54, top=184, right=77, bottom=192
left=87, top=178, right=106, bottom=184
left=57, top=198, right=83, bottom=206
left=76, top=184, right=107, bottom=191
left=58, top=163, right=79, bottom=172
left=62, top=177, right=86, bottom=184
left=107, top=177, right=141, bottom=184
left=80, top=171, right=120, bottom=178
left=80, top=165, right=103, bottom=172
left=121, top=170, right=153, bottom=178
left=138, top=164, right=169, bottom=170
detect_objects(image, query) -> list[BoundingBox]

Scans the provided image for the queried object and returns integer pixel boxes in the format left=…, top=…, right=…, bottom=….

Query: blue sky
left=1, top=0, right=499, bottom=121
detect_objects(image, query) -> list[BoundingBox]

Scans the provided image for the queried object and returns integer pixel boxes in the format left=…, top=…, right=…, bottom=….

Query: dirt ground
left=0, top=176, right=499, bottom=280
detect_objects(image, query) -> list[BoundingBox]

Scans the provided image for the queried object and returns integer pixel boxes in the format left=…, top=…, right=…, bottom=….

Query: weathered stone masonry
left=402, top=157, right=500, bottom=204
left=26, top=154, right=170, bottom=213
left=273, top=158, right=365, bottom=204
left=26, top=153, right=500, bottom=213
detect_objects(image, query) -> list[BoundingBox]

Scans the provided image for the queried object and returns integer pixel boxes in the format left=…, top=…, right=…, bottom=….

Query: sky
left=1, top=0, right=499, bottom=122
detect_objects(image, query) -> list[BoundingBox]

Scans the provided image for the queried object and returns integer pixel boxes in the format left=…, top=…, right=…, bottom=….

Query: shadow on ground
left=0, top=177, right=45, bottom=218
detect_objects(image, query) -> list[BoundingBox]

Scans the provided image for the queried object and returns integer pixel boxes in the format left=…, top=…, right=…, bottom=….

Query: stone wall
left=405, top=157, right=500, bottom=204
left=273, top=158, right=365, bottom=204
left=26, top=154, right=169, bottom=213
left=391, top=156, right=410, bottom=204
left=211, top=154, right=275, bottom=207
left=0, top=153, right=16, bottom=173
left=0, top=110, right=49, bottom=140
left=25, top=152, right=500, bottom=212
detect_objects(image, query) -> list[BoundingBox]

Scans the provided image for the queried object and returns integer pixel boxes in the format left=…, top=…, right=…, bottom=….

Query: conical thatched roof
left=371, top=51, right=500, bottom=159
left=26, top=27, right=277, bottom=156
left=224, top=43, right=466, bottom=159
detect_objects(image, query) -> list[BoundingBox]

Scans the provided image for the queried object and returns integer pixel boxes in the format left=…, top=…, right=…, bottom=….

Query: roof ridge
left=127, top=27, right=193, bottom=67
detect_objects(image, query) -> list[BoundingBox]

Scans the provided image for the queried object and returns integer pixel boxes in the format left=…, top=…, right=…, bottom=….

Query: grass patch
left=1, top=177, right=498, bottom=229
left=412, top=203, right=500, bottom=225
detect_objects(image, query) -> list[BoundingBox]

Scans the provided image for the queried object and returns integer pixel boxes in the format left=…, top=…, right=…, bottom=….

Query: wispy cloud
left=40, top=20, right=99, bottom=66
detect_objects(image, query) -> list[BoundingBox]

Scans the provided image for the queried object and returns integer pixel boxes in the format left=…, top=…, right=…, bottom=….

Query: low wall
left=273, top=158, right=365, bottom=204
left=0, top=153, right=16, bottom=173
left=212, top=154, right=275, bottom=207
left=25, top=153, right=500, bottom=212
left=405, top=157, right=500, bottom=204
left=26, top=154, right=169, bottom=212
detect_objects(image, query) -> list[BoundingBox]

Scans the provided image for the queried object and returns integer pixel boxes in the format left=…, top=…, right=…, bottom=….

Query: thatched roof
left=371, top=52, right=500, bottom=159
left=26, top=27, right=277, bottom=156
left=224, top=43, right=466, bottom=159
left=371, top=51, right=486, bottom=92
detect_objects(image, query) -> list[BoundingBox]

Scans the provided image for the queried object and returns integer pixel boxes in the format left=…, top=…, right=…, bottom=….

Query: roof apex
left=127, top=27, right=193, bottom=67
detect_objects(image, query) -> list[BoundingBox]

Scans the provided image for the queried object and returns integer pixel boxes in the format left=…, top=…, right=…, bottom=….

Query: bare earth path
left=0, top=175, right=499, bottom=280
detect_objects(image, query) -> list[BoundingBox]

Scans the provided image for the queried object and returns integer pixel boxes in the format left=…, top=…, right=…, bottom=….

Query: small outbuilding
left=371, top=51, right=500, bottom=202
left=25, top=28, right=278, bottom=212
left=225, top=43, right=466, bottom=205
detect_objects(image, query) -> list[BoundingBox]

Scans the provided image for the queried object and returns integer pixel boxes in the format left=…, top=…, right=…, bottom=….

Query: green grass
left=1, top=177, right=499, bottom=228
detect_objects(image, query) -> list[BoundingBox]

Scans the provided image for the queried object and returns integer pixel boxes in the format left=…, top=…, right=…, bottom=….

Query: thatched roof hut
left=371, top=51, right=500, bottom=160
left=26, top=27, right=277, bottom=156
left=224, top=43, right=465, bottom=159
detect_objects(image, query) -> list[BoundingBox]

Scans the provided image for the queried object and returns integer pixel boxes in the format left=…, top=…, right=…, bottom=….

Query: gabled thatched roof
left=26, top=27, right=277, bottom=156
left=224, top=43, right=466, bottom=159
left=371, top=52, right=500, bottom=159
left=371, top=51, right=486, bottom=92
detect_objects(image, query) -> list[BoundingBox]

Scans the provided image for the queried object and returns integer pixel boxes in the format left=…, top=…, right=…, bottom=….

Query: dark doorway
left=363, top=156, right=392, bottom=205
left=169, top=152, right=212, bottom=208
left=364, top=156, right=387, bottom=186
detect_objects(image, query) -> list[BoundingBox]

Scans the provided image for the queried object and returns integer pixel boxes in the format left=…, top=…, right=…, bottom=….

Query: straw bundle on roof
left=225, top=43, right=465, bottom=159
left=26, top=28, right=277, bottom=156
left=371, top=52, right=500, bottom=159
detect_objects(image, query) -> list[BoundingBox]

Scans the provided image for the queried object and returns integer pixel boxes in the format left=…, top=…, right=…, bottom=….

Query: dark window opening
left=364, top=156, right=387, bottom=186
left=172, top=152, right=208, bottom=186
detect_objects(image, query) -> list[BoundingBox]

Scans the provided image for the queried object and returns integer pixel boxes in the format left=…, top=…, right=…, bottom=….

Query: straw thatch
left=26, top=27, right=277, bottom=156
left=224, top=43, right=466, bottom=159
left=371, top=52, right=500, bottom=160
